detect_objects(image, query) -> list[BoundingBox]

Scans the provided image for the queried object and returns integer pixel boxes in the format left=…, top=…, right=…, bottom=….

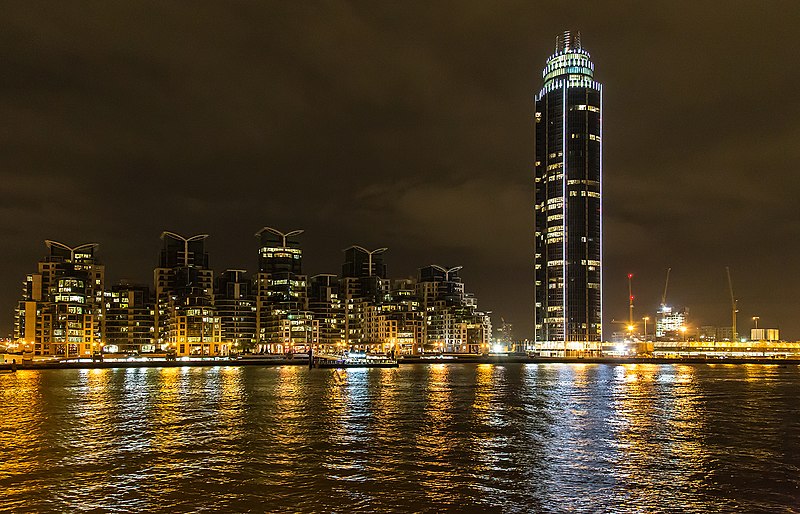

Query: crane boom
left=627, top=274, right=634, bottom=326
left=726, top=266, right=738, bottom=341
left=661, top=267, right=672, bottom=307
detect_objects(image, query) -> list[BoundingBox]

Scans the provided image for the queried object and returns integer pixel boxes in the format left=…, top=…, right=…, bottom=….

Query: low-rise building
left=653, top=340, right=800, bottom=358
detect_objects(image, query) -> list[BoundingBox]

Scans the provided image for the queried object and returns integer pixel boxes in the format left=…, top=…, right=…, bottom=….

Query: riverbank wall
left=2, top=355, right=799, bottom=371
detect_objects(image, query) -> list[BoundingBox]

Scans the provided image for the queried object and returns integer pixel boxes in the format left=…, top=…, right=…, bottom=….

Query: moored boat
left=313, top=351, right=398, bottom=369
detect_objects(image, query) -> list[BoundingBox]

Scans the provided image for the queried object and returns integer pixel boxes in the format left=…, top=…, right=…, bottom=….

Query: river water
left=1, top=364, right=798, bottom=512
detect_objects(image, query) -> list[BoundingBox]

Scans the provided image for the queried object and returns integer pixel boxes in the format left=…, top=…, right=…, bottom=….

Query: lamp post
left=642, top=316, right=650, bottom=341
left=680, top=325, right=687, bottom=344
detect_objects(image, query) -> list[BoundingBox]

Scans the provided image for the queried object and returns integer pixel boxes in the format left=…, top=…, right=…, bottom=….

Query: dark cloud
left=2, top=1, right=800, bottom=338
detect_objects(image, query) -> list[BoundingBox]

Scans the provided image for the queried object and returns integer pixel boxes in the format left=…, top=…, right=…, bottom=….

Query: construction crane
left=726, top=266, right=739, bottom=342
left=660, top=267, right=672, bottom=310
left=627, top=273, right=634, bottom=327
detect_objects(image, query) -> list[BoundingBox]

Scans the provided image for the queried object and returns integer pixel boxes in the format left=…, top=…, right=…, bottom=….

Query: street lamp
left=642, top=316, right=650, bottom=341
left=680, top=325, right=687, bottom=343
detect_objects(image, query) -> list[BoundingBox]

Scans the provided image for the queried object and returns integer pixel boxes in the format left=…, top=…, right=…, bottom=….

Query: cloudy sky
left=2, top=1, right=800, bottom=339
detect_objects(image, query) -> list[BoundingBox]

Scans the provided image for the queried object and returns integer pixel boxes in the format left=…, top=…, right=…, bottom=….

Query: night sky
left=3, top=2, right=800, bottom=340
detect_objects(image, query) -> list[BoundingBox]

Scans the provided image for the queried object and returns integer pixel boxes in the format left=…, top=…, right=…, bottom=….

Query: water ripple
left=1, top=364, right=799, bottom=512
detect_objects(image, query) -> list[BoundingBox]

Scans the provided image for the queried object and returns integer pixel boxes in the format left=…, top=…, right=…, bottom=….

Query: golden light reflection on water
left=273, top=365, right=305, bottom=449
left=70, top=370, right=117, bottom=454
left=426, top=364, right=452, bottom=426
left=372, top=368, right=400, bottom=439
left=612, top=365, right=662, bottom=463
left=0, top=370, right=44, bottom=501
left=471, top=364, right=495, bottom=425
left=0, top=370, right=43, bottom=419
left=214, top=367, right=245, bottom=435
left=1, top=365, right=799, bottom=512
left=322, top=368, right=348, bottom=434
left=151, top=367, right=184, bottom=451
left=571, top=363, right=589, bottom=387
left=415, top=364, right=453, bottom=491
left=471, top=364, right=514, bottom=480
left=662, top=365, right=710, bottom=476
left=741, top=363, right=782, bottom=384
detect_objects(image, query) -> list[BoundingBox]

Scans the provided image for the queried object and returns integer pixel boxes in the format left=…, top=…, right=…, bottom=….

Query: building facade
left=153, top=232, right=223, bottom=356
left=417, top=265, right=491, bottom=354
left=214, top=269, right=257, bottom=352
left=254, top=227, right=315, bottom=353
left=15, top=241, right=105, bottom=357
left=534, top=31, right=602, bottom=355
left=340, top=246, right=390, bottom=347
left=104, top=282, right=154, bottom=354
left=361, top=280, right=424, bottom=355
left=12, top=232, right=499, bottom=359
left=308, top=274, right=345, bottom=352
left=656, top=305, right=688, bottom=341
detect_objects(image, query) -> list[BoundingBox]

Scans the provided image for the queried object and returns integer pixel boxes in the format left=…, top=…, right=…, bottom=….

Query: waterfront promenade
left=2, top=354, right=799, bottom=371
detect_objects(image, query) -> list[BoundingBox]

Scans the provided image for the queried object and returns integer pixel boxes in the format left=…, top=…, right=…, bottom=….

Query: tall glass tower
left=534, top=31, right=602, bottom=355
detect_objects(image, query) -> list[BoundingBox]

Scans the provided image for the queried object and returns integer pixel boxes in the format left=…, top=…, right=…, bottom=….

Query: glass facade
left=534, top=31, right=602, bottom=354
left=104, top=283, right=154, bottom=354
left=153, top=232, right=222, bottom=355
left=214, top=270, right=257, bottom=351
left=14, top=241, right=105, bottom=357
left=254, top=227, right=313, bottom=352
left=308, top=274, right=344, bottom=351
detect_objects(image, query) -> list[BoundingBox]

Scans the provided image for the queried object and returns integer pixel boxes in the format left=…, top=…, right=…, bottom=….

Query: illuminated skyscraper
left=534, top=31, right=602, bottom=355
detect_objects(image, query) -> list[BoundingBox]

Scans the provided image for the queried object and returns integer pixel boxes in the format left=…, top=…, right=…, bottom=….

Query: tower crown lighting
left=538, top=31, right=601, bottom=99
